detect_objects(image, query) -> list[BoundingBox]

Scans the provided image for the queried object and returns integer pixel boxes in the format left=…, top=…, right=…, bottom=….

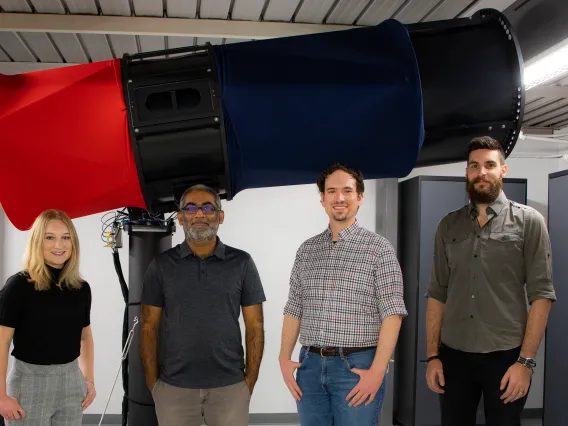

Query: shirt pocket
left=487, top=232, right=523, bottom=253
left=443, top=232, right=470, bottom=269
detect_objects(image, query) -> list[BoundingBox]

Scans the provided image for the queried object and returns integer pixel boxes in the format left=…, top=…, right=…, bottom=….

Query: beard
left=330, top=203, right=349, bottom=222
left=466, top=175, right=502, bottom=204
left=332, top=212, right=348, bottom=222
left=183, top=217, right=219, bottom=242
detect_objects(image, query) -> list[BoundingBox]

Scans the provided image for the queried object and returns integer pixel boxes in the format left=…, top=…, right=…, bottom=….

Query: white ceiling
left=0, top=0, right=519, bottom=66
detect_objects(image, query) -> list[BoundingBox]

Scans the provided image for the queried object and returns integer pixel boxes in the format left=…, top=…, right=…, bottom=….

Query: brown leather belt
left=307, top=346, right=376, bottom=357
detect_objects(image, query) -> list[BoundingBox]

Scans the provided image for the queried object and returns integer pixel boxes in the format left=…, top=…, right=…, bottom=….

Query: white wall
left=2, top=153, right=566, bottom=415
left=402, top=155, right=567, bottom=409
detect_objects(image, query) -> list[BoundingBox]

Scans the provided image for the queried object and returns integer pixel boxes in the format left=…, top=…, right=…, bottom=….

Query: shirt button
left=470, top=315, right=474, bottom=318
left=474, top=254, right=478, bottom=258
left=477, top=235, right=480, bottom=239
left=471, top=295, right=475, bottom=298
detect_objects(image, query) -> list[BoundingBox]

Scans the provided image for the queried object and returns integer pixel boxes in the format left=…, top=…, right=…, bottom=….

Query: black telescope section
left=121, top=44, right=231, bottom=215
left=408, top=8, right=524, bottom=166
left=125, top=215, right=175, bottom=426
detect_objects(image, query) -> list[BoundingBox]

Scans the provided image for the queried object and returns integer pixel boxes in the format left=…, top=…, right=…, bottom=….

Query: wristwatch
left=516, top=356, right=537, bottom=370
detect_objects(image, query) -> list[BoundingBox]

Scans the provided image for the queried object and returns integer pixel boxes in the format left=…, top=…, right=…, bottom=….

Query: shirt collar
left=468, top=190, right=508, bottom=218
left=325, top=219, right=360, bottom=241
left=180, top=237, right=225, bottom=259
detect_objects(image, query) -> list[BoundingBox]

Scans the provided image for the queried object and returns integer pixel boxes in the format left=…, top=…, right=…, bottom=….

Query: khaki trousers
left=152, top=379, right=250, bottom=426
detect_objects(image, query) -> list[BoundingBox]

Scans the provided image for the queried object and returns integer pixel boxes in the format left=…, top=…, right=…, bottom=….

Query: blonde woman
left=0, top=210, right=96, bottom=425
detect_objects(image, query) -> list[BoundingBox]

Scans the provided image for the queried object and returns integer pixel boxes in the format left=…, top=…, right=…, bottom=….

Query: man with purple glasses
left=140, top=184, right=266, bottom=426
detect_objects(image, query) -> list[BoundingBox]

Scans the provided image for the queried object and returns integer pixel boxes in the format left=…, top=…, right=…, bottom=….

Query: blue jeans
left=296, top=346, right=386, bottom=426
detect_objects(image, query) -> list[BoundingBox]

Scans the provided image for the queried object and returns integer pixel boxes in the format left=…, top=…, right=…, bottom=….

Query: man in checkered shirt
left=279, top=163, right=408, bottom=426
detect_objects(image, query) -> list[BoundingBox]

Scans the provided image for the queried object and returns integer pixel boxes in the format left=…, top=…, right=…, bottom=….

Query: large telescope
left=0, top=8, right=523, bottom=426
left=0, top=8, right=522, bottom=231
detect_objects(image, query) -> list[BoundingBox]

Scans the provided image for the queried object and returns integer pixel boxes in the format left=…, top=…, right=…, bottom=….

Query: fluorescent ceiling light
left=523, top=38, right=568, bottom=90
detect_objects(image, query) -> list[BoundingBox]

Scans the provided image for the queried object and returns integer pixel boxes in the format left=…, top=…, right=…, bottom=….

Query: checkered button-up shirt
left=284, top=220, right=408, bottom=347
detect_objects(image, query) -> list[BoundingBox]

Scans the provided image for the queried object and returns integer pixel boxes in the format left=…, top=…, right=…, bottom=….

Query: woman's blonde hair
left=23, top=209, right=83, bottom=291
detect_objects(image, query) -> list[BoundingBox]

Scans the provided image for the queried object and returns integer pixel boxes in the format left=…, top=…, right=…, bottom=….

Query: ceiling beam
left=527, top=84, right=568, bottom=100
left=0, top=12, right=355, bottom=39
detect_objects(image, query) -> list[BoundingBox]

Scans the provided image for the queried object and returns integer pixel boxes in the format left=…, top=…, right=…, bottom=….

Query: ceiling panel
left=263, top=0, right=301, bottom=22
left=50, top=32, right=89, bottom=63
left=525, top=98, right=565, bottom=117
left=109, top=34, right=138, bottom=58
left=98, top=0, right=131, bottom=16
left=525, top=102, right=568, bottom=126
left=326, top=0, right=369, bottom=25
left=139, top=35, right=165, bottom=52
left=168, top=36, right=195, bottom=49
left=539, top=113, right=568, bottom=128
left=232, top=0, right=265, bottom=21
left=393, top=0, right=440, bottom=24
left=524, top=99, right=568, bottom=121
left=132, top=0, right=162, bottom=16
left=80, top=33, right=113, bottom=61
left=526, top=90, right=556, bottom=104
left=0, top=46, right=10, bottom=61
left=0, top=32, right=35, bottom=62
left=525, top=99, right=563, bottom=121
left=200, top=0, right=231, bottom=19
left=196, top=37, right=223, bottom=46
left=294, top=0, right=336, bottom=24
left=0, top=0, right=33, bottom=12
left=30, top=0, right=65, bottom=13
left=166, top=0, right=197, bottom=18
left=64, top=0, right=98, bottom=14
left=357, top=0, right=405, bottom=25
left=424, top=0, right=472, bottom=21
left=553, top=118, right=568, bottom=128
left=20, top=32, right=62, bottom=62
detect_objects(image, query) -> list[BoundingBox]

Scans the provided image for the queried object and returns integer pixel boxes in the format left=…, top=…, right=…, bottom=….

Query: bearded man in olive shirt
left=425, top=136, right=556, bottom=426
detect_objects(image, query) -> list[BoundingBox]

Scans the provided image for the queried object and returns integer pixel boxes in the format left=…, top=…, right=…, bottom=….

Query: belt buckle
left=320, top=347, right=326, bottom=357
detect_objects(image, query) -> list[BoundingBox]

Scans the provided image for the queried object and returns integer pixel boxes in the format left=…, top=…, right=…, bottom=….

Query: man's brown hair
left=467, top=136, right=506, bottom=164
left=316, top=163, right=365, bottom=194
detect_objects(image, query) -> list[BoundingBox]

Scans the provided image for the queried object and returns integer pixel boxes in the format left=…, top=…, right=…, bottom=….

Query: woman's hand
left=82, top=380, right=96, bottom=411
left=0, top=394, right=25, bottom=420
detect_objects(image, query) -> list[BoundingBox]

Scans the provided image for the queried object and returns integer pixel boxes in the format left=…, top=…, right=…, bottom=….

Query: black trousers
left=439, top=343, right=530, bottom=426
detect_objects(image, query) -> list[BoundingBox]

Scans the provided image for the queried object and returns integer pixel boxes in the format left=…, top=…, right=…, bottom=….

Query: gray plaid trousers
left=6, top=358, right=87, bottom=426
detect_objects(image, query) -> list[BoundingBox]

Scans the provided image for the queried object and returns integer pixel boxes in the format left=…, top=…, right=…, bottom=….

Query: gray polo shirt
left=141, top=238, right=266, bottom=388
left=427, top=191, right=556, bottom=353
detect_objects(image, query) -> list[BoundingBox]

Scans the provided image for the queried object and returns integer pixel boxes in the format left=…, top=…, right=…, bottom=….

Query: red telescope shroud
left=0, top=59, right=146, bottom=230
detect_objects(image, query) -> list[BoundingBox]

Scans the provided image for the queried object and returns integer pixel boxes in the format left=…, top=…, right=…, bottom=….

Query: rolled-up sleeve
left=374, top=240, right=408, bottom=320
left=283, top=244, right=304, bottom=320
left=524, top=209, right=557, bottom=303
left=427, top=220, right=450, bottom=303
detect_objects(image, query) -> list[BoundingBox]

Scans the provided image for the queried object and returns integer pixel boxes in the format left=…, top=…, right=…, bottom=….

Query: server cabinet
left=543, top=170, right=568, bottom=426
